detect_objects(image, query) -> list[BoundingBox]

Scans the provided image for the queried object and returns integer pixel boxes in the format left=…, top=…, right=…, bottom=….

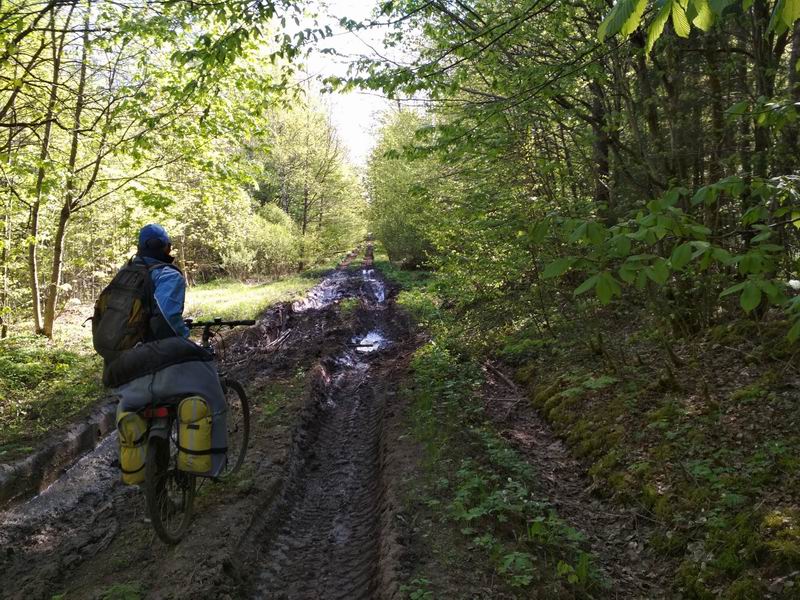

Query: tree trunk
left=301, top=183, right=309, bottom=235
left=590, top=81, right=612, bottom=223
left=42, top=7, right=89, bottom=337
left=779, top=21, right=800, bottom=172
left=1, top=188, right=10, bottom=339
left=29, top=8, right=69, bottom=335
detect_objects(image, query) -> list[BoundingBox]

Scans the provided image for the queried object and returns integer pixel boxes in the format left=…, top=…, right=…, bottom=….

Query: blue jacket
left=139, top=256, right=190, bottom=338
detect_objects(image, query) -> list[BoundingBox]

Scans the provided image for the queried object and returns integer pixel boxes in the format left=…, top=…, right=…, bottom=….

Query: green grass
left=185, top=273, right=321, bottom=321
left=372, top=242, right=440, bottom=326
left=0, top=329, right=102, bottom=460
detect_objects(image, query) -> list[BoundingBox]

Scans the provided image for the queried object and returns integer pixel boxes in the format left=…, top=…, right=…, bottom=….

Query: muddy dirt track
left=0, top=246, right=412, bottom=600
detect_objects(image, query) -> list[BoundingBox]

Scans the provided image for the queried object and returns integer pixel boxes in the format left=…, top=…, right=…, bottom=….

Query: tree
left=0, top=0, right=324, bottom=336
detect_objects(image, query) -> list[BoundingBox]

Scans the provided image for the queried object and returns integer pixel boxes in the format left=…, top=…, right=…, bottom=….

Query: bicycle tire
left=219, top=378, right=250, bottom=478
left=145, top=434, right=196, bottom=544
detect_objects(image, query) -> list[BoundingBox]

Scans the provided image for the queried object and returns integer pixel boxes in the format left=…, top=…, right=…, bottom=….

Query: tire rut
left=0, top=250, right=404, bottom=600
left=245, top=257, right=400, bottom=599
left=254, top=355, right=385, bottom=599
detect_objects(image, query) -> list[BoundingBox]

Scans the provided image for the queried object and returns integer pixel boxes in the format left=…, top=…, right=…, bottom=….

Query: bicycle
left=142, top=318, right=255, bottom=544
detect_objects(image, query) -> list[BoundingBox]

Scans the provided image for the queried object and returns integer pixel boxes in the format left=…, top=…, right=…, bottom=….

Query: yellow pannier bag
left=117, top=410, right=148, bottom=485
left=177, top=396, right=212, bottom=474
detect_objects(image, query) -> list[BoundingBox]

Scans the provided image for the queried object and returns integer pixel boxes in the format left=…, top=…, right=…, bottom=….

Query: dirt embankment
left=0, top=250, right=416, bottom=600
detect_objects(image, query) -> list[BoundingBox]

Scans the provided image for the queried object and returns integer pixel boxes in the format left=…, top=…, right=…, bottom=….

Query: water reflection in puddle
left=353, top=331, right=388, bottom=353
left=361, top=270, right=386, bottom=304
left=292, top=272, right=349, bottom=312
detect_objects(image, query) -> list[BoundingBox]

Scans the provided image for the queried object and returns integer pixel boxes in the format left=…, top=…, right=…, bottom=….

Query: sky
left=302, top=1, right=395, bottom=168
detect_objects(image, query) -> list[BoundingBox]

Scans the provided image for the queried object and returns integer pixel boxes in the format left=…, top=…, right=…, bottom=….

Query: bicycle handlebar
left=184, top=317, right=256, bottom=349
left=184, top=318, right=256, bottom=328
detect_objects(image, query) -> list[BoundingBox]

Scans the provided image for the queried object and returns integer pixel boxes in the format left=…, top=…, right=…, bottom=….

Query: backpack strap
left=131, top=258, right=180, bottom=321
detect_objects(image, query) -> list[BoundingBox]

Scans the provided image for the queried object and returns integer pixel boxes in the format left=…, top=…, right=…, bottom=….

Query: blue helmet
left=138, top=224, right=171, bottom=250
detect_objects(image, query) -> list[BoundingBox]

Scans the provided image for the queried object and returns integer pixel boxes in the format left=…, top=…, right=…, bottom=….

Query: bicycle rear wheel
left=145, top=431, right=196, bottom=544
left=219, top=378, right=250, bottom=478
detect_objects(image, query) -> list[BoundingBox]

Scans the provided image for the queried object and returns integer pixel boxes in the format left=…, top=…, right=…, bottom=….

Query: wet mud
left=0, top=248, right=411, bottom=600
left=238, top=266, right=402, bottom=600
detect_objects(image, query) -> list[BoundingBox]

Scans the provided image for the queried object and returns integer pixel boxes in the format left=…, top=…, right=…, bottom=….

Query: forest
left=0, top=0, right=366, bottom=338
left=2, top=0, right=800, bottom=598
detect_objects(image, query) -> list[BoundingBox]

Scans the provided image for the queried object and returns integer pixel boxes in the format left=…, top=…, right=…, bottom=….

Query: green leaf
left=672, top=2, right=692, bottom=37
left=691, top=185, right=715, bottom=206
left=699, top=249, right=713, bottom=270
left=542, top=257, right=575, bottom=279
left=769, top=0, right=800, bottom=30
left=574, top=275, right=599, bottom=296
left=596, top=275, right=613, bottom=304
left=596, top=272, right=622, bottom=305
left=740, top=281, right=762, bottom=313
left=751, top=227, right=772, bottom=243
left=759, top=280, right=785, bottom=304
left=619, top=263, right=637, bottom=283
left=712, top=247, right=734, bottom=265
left=621, top=0, right=649, bottom=36
left=646, top=1, right=673, bottom=55
left=739, top=251, right=763, bottom=274
left=726, top=100, right=749, bottom=118
left=709, top=0, right=736, bottom=14
left=781, top=0, right=800, bottom=28
left=691, top=0, right=716, bottom=29
left=586, top=221, right=606, bottom=245
left=598, top=0, right=639, bottom=41
left=787, top=319, right=800, bottom=342
left=613, top=234, right=632, bottom=256
left=690, top=240, right=711, bottom=255
left=529, top=221, right=549, bottom=244
left=569, top=221, right=588, bottom=242
left=670, top=242, right=694, bottom=269
left=720, top=281, right=747, bottom=297
left=646, top=258, right=670, bottom=284
left=769, top=0, right=786, bottom=30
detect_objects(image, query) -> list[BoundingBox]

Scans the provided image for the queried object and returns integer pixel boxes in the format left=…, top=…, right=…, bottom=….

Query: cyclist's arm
left=151, top=267, right=190, bottom=338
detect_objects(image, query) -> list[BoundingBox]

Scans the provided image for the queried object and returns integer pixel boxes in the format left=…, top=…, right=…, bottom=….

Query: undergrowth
left=385, top=246, right=606, bottom=596
left=407, top=341, right=606, bottom=597
left=0, top=333, right=101, bottom=459
left=519, top=318, right=800, bottom=598
left=384, top=244, right=800, bottom=598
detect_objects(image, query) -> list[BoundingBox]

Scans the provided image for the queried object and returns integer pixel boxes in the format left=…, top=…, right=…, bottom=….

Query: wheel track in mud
left=252, top=356, right=385, bottom=599
left=243, top=261, right=401, bottom=599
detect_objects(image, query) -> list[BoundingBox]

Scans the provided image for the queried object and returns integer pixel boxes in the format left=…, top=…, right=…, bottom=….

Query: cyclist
left=100, top=224, right=228, bottom=478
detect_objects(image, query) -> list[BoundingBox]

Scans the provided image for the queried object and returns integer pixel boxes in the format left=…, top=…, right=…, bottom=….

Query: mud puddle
left=354, top=330, right=390, bottom=353
left=361, top=269, right=386, bottom=304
